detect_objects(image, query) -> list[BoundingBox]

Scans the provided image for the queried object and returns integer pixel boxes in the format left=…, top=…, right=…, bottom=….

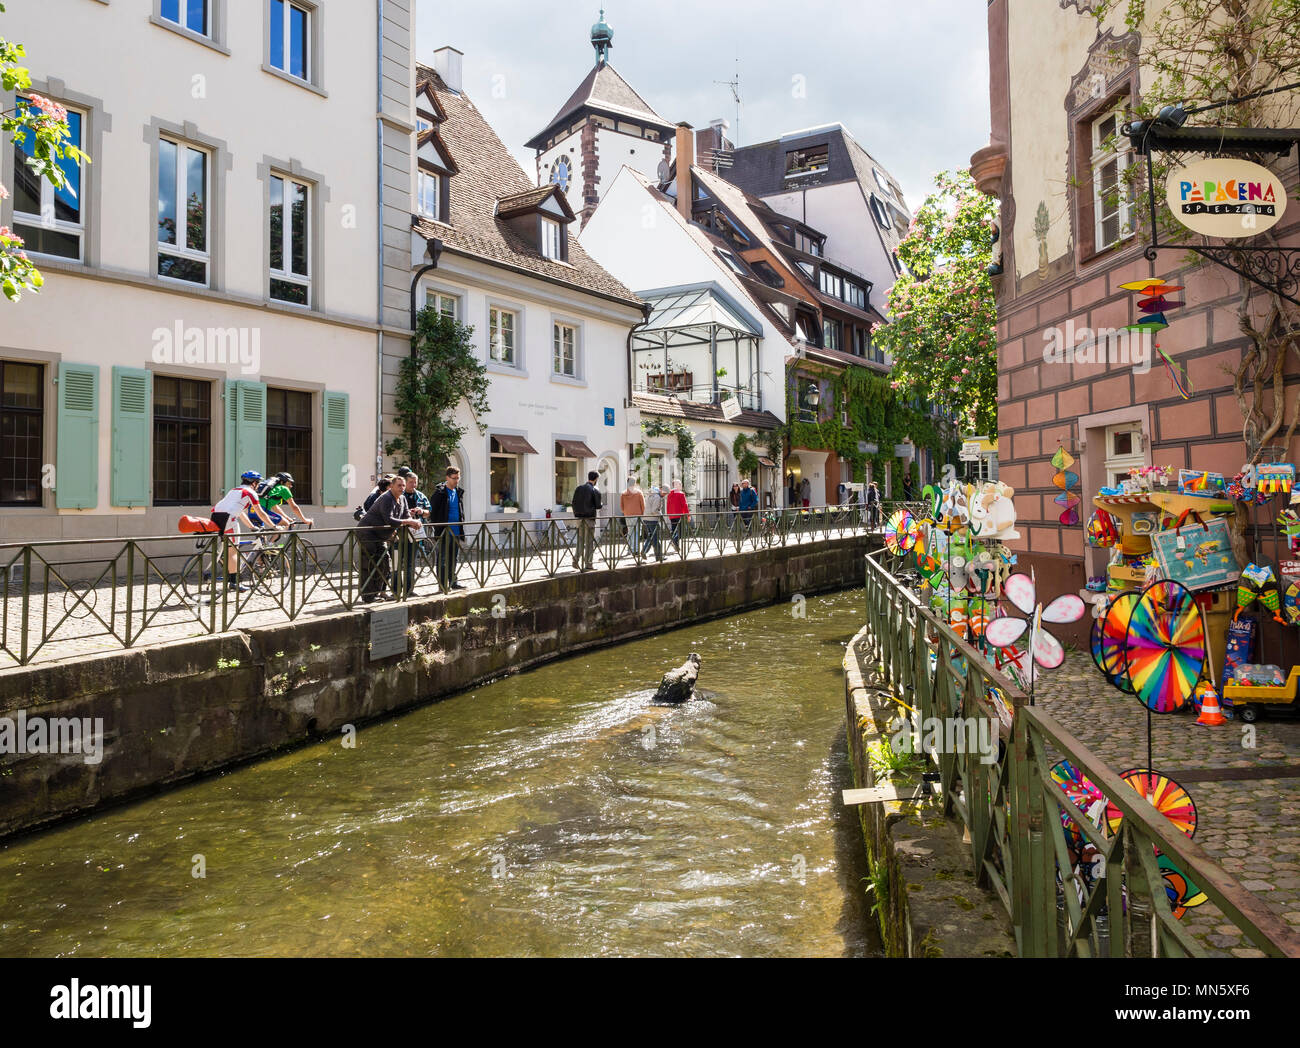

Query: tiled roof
left=632, top=392, right=781, bottom=431
left=526, top=62, right=674, bottom=148
left=842, top=133, right=912, bottom=257
left=496, top=184, right=573, bottom=220
left=415, top=66, right=642, bottom=308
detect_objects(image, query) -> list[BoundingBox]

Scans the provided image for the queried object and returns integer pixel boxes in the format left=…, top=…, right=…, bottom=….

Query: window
left=870, top=195, right=892, bottom=229
left=820, top=270, right=843, bottom=299
left=541, top=217, right=563, bottom=261
left=269, top=173, right=310, bottom=305
left=1, top=361, right=43, bottom=505
left=1104, top=422, right=1144, bottom=487
left=489, top=307, right=516, bottom=365
left=153, top=376, right=210, bottom=505
left=1092, top=109, right=1133, bottom=250
left=553, top=322, right=577, bottom=377
left=11, top=99, right=84, bottom=260
left=489, top=437, right=519, bottom=507
left=157, top=139, right=209, bottom=285
left=427, top=290, right=458, bottom=320
left=416, top=117, right=432, bottom=134
left=549, top=158, right=571, bottom=193
left=824, top=318, right=841, bottom=351
left=751, top=260, right=783, bottom=288
left=554, top=443, right=579, bottom=506
left=716, top=248, right=745, bottom=276
left=793, top=230, right=822, bottom=257
left=266, top=387, right=312, bottom=503
left=785, top=144, right=829, bottom=178
left=873, top=168, right=893, bottom=198
left=417, top=171, right=439, bottom=220
left=160, top=0, right=208, bottom=34
left=270, top=0, right=310, bottom=81
left=846, top=281, right=867, bottom=309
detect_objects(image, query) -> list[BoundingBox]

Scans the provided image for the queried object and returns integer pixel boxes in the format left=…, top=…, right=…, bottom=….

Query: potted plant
left=502, top=498, right=520, bottom=514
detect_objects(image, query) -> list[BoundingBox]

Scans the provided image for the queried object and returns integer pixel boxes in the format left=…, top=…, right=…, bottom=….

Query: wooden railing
left=862, top=551, right=1300, bottom=958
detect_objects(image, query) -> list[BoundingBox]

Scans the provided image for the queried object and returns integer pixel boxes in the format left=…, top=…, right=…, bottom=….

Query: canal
left=0, top=589, right=878, bottom=957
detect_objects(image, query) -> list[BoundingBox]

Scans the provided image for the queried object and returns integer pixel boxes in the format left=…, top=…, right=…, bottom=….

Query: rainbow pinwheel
left=1090, top=591, right=1139, bottom=694
left=1106, top=768, right=1198, bottom=838
left=884, top=509, right=915, bottom=555
left=1122, top=579, right=1206, bottom=713
left=984, top=572, right=1086, bottom=685
left=1050, top=759, right=1108, bottom=857
left=1119, top=277, right=1192, bottom=399
left=1052, top=445, right=1081, bottom=526
left=1158, top=852, right=1208, bottom=920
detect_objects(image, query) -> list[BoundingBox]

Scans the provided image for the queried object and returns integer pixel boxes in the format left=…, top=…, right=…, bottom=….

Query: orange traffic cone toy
left=1196, top=681, right=1226, bottom=726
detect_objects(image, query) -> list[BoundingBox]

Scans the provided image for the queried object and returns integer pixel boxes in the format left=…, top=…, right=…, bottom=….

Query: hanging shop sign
left=1164, top=157, right=1288, bottom=238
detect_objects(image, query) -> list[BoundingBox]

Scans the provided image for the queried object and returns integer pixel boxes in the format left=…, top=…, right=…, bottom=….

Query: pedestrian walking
left=642, top=484, right=664, bottom=561
left=429, top=466, right=467, bottom=590
left=571, top=470, right=603, bottom=570
left=800, top=476, right=812, bottom=508
left=866, top=480, right=882, bottom=530
left=666, top=480, right=689, bottom=551
left=738, top=478, right=758, bottom=530
left=728, top=483, right=741, bottom=523
left=356, top=474, right=420, bottom=602
left=620, top=476, right=645, bottom=557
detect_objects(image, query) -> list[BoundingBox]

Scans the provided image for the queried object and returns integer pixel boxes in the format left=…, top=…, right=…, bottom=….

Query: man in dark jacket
left=356, top=475, right=420, bottom=602
left=570, top=470, right=602, bottom=571
left=429, top=466, right=467, bottom=590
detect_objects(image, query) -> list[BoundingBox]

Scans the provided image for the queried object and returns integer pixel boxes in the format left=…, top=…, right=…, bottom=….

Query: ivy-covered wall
left=780, top=364, right=951, bottom=498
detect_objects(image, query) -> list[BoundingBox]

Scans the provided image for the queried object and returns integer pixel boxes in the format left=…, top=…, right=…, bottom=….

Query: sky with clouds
left=414, top=0, right=992, bottom=212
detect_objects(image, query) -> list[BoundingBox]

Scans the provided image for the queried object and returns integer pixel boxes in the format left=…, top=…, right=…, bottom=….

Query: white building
left=0, top=0, right=417, bottom=542
left=411, top=56, right=645, bottom=521
left=524, top=12, right=676, bottom=228
left=580, top=159, right=791, bottom=511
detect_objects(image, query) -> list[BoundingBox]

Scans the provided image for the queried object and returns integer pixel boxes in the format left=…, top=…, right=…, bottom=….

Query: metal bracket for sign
left=1128, top=121, right=1300, bottom=306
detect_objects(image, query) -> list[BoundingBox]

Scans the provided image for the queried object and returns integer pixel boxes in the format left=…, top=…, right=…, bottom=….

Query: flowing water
left=0, top=589, right=878, bottom=957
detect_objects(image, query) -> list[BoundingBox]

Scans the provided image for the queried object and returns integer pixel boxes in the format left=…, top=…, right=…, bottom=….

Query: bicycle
left=179, top=521, right=313, bottom=603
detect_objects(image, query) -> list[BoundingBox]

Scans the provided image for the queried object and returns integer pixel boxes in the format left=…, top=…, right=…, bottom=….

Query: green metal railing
left=861, top=550, right=1300, bottom=958
left=0, top=504, right=878, bottom=668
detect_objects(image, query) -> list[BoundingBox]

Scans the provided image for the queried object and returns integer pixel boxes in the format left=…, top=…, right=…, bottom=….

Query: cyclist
left=259, top=472, right=314, bottom=527
left=211, top=471, right=282, bottom=591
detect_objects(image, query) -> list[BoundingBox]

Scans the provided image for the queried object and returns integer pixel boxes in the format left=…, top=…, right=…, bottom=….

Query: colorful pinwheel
left=1105, top=768, right=1198, bottom=838
left=1050, top=759, right=1108, bottom=861
left=1090, top=591, right=1139, bottom=694
left=1120, top=278, right=1192, bottom=399
left=1158, top=852, right=1208, bottom=920
left=1052, top=445, right=1081, bottom=526
left=1122, top=580, right=1206, bottom=713
left=984, top=572, right=1086, bottom=685
left=884, top=509, right=915, bottom=555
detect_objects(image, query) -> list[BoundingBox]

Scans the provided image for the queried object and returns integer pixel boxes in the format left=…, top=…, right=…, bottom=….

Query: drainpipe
left=411, top=229, right=443, bottom=333
left=625, top=301, right=652, bottom=404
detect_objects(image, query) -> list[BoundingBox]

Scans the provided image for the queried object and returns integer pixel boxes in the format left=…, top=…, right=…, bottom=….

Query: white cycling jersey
left=212, top=486, right=259, bottom=519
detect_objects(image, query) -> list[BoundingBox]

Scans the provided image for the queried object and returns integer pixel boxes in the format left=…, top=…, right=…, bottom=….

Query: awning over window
left=555, top=439, right=596, bottom=459
left=491, top=434, right=539, bottom=455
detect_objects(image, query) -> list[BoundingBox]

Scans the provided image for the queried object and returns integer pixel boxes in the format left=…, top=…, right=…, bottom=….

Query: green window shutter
left=56, top=362, right=99, bottom=509
left=224, top=379, right=267, bottom=488
left=321, top=391, right=349, bottom=506
left=110, top=367, right=152, bottom=507
left=224, top=379, right=239, bottom=492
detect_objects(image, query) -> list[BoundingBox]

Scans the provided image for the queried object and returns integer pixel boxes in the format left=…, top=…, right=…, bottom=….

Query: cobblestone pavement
left=1, top=522, right=875, bottom=671
left=1037, top=649, right=1300, bottom=957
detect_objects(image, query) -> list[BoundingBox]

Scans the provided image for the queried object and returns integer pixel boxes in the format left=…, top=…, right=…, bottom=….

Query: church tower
left=525, top=11, right=675, bottom=227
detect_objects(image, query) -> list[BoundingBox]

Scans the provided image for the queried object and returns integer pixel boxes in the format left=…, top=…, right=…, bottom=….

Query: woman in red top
left=666, top=481, right=689, bottom=552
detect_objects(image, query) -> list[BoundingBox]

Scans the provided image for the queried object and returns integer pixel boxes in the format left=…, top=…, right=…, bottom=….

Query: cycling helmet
left=277, top=472, right=294, bottom=485
left=241, top=470, right=263, bottom=484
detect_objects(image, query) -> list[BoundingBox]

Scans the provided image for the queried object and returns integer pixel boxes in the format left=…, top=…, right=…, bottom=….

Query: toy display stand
left=1091, top=491, right=1237, bottom=685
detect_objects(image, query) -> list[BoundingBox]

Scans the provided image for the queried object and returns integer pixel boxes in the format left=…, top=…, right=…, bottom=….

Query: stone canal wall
left=0, top=535, right=870, bottom=839
left=844, top=624, right=1016, bottom=958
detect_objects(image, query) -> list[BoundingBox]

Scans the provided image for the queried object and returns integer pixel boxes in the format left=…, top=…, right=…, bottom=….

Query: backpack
left=352, top=486, right=383, bottom=522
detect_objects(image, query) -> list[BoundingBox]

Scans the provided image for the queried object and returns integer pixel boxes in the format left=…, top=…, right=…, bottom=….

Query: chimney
left=675, top=122, right=695, bottom=223
left=433, top=46, right=463, bottom=94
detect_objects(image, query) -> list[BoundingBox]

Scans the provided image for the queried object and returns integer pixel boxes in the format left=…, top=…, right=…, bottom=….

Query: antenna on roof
left=714, top=57, right=741, bottom=147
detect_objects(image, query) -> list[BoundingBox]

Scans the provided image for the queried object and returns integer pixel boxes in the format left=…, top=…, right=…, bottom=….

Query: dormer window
left=541, top=217, right=564, bottom=261
left=418, top=171, right=439, bottom=220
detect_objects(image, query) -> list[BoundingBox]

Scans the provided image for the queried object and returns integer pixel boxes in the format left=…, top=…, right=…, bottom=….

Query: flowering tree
left=1, top=3, right=88, bottom=301
left=873, top=169, right=998, bottom=436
